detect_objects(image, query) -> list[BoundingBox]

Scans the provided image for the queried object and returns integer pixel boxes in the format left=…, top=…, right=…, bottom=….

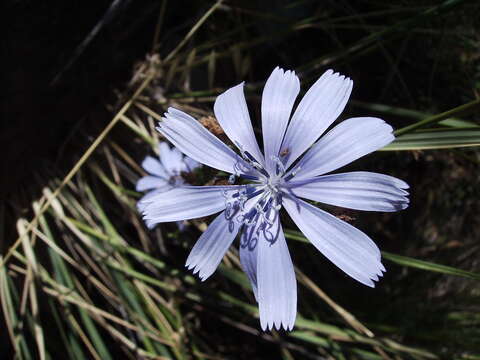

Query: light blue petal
left=240, top=224, right=259, bottom=301
left=283, top=196, right=385, bottom=287
left=186, top=211, right=241, bottom=281
left=256, top=215, right=297, bottom=331
left=214, top=82, right=265, bottom=166
left=140, top=198, right=188, bottom=230
left=138, top=189, right=171, bottom=229
left=261, top=67, right=300, bottom=172
left=291, top=117, right=394, bottom=180
left=288, top=171, right=409, bottom=212
left=137, top=188, right=170, bottom=212
left=158, top=108, right=250, bottom=175
left=145, top=219, right=157, bottom=229
left=136, top=176, right=169, bottom=192
left=141, top=156, right=168, bottom=178
left=159, top=142, right=183, bottom=175
left=141, top=185, right=242, bottom=224
left=281, top=70, right=353, bottom=169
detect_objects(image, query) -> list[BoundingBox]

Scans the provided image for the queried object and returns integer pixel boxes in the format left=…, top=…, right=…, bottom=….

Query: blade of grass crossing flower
left=382, top=251, right=480, bottom=280
left=395, top=98, right=480, bottom=136
left=353, top=101, right=479, bottom=129
left=352, top=100, right=429, bottom=120
left=382, top=128, right=480, bottom=150
left=439, top=118, right=480, bottom=128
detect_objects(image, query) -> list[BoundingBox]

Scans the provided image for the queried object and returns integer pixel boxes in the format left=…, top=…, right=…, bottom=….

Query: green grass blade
left=285, top=230, right=480, bottom=280
left=395, top=98, right=480, bottom=136
left=383, top=128, right=480, bottom=150
left=382, top=251, right=480, bottom=280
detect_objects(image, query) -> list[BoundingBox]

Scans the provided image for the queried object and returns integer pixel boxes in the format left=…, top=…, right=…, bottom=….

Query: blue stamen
left=241, top=174, right=259, bottom=181
left=243, top=151, right=257, bottom=163
left=284, top=167, right=301, bottom=182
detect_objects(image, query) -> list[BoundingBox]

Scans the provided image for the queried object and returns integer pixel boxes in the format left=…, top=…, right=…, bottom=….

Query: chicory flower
left=136, top=142, right=200, bottom=229
left=140, top=67, right=409, bottom=330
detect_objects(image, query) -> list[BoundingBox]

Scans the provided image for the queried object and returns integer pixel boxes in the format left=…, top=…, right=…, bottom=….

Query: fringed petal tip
left=395, top=178, right=410, bottom=190
left=260, top=318, right=295, bottom=332
left=137, top=204, right=159, bottom=229
left=362, top=261, right=386, bottom=288
left=165, top=106, right=185, bottom=118
left=262, top=66, right=300, bottom=172
left=145, top=219, right=157, bottom=230
left=281, top=69, right=353, bottom=169
left=185, top=262, right=209, bottom=282
left=271, top=65, right=298, bottom=77
left=257, top=218, right=297, bottom=334
left=185, top=211, right=240, bottom=282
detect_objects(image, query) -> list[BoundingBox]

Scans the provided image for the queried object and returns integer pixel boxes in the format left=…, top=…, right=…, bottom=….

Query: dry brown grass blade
left=42, top=285, right=174, bottom=346
left=295, top=267, right=375, bottom=338
left=151, top=0, right=168, bottom=52
left=68, top=314, right=103, bottom=360
left=0, top=256, right=19, bottom=354
left=134, top=102, right=164, bottom=121
left=164, top=0, right=224, bottom=63
left=100, top=323, right=171, bottom=360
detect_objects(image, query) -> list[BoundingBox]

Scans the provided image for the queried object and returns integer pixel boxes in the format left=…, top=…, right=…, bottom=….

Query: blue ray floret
left=140, top=67, right=410, bottom=331
left=136, top=142, right=200, bottom=229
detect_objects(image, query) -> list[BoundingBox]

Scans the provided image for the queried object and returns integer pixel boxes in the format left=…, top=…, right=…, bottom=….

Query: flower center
left=224, top=148, right=300, bottom=230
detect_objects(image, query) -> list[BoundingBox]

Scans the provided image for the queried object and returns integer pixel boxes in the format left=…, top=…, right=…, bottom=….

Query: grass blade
left=285, top=230, right=480, bottom=280
left=383, top=128, right=480, bottom=150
